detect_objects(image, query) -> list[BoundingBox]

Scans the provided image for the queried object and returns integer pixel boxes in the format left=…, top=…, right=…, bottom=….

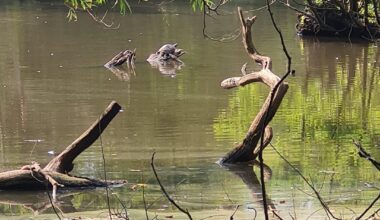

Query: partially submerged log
left=147, top=43, right=185, bottom=76
left=105, top=49, right=136, bottom=80
left=105, top=49, right=136, bottom=68
left=0, top=101, right=125, bottom=192
left=218, top=8, right=289, bottom=164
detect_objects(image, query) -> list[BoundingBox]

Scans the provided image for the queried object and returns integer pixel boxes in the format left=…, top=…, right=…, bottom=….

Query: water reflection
left=147, top=59, right=184, bottom=76
left=0, top=190, right=79, bottom=215
left=223, top=162, right=273, bottom=205
left=105, top=65, right=136, bottom=81
left=0, top=0, right=379, bottom=218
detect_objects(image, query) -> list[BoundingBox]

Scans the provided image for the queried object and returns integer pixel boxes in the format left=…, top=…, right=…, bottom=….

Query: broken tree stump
left=218, top=8, right=289, bottom=164
left=105, top=49, right=136, bottom=68
left=0, top=101, right=125, bottom=192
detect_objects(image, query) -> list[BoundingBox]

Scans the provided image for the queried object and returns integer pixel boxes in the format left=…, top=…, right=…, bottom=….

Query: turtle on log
left=147, top=43, right=185, bottom=62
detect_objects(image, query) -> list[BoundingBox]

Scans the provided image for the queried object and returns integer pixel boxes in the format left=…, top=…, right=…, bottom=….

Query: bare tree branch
left=151, top=152, right=192, bottom=220
left=353, top=140, right=380, bottom=171
left=356, top=193, right=380, bottom=220
left=270, top=143, right=340, bottom=220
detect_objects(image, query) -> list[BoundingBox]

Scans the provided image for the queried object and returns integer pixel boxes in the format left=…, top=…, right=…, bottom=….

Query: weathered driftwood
left=104, top=49, right=136, bottom=81
left=105, top=49, right=136, bottom=68
left=0, top=101, right=125, bottom=192
left=218, top=8, right=289, bottom=164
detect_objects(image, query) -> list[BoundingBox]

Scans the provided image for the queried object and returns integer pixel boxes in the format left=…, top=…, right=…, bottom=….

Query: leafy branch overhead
left=65, top=0, right=214, bottom=21
left=65, top=0, right=131, bottom=21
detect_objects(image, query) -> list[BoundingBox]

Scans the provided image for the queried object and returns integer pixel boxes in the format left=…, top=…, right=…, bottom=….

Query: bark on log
left=0, top=101, right=124, bottom=190
left=105, top=49, right=136, bottom=68
left=0, top=170, right=112, bottom=189
left=219, top=8, right=289, bottom=164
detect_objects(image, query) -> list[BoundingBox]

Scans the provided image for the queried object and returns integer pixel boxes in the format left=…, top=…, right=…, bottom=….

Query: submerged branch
left=151, top=152, right=193, bottom=220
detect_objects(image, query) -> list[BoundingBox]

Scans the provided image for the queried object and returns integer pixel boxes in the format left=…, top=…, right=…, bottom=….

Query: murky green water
left=0, top=0, right=379, bottom=219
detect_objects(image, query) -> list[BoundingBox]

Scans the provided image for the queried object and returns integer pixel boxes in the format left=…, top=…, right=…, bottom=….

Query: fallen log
left=0, top=101, right=125, bottom=192
left=218, top=8, right=289, bottom=164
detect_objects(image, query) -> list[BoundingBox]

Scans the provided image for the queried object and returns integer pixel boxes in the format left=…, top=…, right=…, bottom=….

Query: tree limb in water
left=219, top=7, right=289, bottom=164
left=0, top=101, right=125, bottom=195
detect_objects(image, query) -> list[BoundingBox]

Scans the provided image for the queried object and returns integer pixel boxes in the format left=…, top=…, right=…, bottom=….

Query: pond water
left=0, top=0, right=379, bottom=219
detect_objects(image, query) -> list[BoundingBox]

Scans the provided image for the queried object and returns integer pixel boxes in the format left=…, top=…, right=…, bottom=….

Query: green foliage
left=190, top=0, right=214, bottom=12
left=64, top=0, right=214, bottom=21
left=118, top=0, right=131, bottom=15
left=64, top=0, right=130, bottom=21
left=213, top=42, right=380, bottom=186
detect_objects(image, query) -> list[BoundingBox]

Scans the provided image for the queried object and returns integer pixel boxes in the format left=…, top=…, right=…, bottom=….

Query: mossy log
left=218, top=8, right=289, bottom=164
left=0, top=101, right=125, bottom=191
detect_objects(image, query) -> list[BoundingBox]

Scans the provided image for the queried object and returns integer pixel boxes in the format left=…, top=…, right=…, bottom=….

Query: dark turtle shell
left=157, top=43, right=178, bottom=54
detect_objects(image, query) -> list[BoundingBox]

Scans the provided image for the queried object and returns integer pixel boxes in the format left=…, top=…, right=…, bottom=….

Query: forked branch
left=219, top=7, right=289, bottom=164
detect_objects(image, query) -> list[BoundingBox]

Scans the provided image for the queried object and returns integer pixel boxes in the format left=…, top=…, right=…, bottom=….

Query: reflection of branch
left=270, top=143, right=339, bottom=220
left=230, top=205, right=240, bottom=219
left=147, top=59, right=184, bottom=76
left=353, top=140, right=380, bottom=171
left=105, top=66, right=135, bottom=81
left=150, top=152, right=193, bottom=220
left=367, top=208, right=380, bottom=219
left=223, top=163, right=282, bottom=218
left=0, top=191, right=78, bottom=215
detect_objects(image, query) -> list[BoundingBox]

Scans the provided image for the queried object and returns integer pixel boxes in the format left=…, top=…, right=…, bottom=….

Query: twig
left=305, top=208, right=324, bottom=220
left=45, top=183, right=62, bottom=220
left=366, top=208, right=380, bottom=220
left=250, top=206, right=258, bottom=220
left=86, top=8, right=120, bottom=29
left=353, top=140, right=380, bottom=171
left=292, top=187, right=297, bottom=220
left=150, top=152, right=193, bottom=220
left=99, top=123, right=112, bottom=220
left=113, top=194, right=129, bottom=219
left=257, top=0, right=294, bottom=218
left=356, top=193, right=380, bottom=220
left=230, top=204, right=240, bottom=219
left=28, top=140, right=39, bottom=161
left=270, top=143, right=340, bottom=219
left=142, top=173, right=149, bottom=220
left=201, top=0, right=241, bottom=42
left=272, top=210, right=285, bottom=220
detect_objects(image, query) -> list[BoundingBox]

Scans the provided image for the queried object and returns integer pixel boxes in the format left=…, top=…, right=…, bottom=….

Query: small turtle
left=157, top=43, right=178, bottom=55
